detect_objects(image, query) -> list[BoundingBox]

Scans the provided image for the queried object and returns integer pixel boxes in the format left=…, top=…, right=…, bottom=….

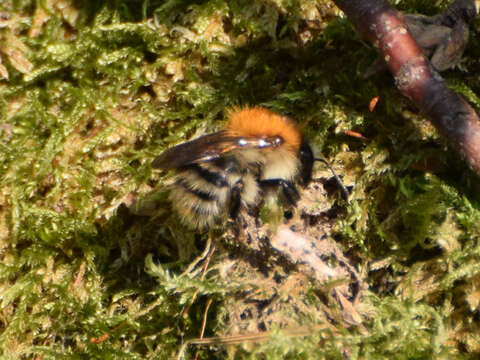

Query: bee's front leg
left=259, top=179, right=300, bottom=206
left=229, top=180, right=244, bottom=219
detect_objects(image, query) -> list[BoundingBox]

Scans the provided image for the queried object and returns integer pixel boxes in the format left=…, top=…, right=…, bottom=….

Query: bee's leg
left=260, top=179, right=300, bottom=206
left=314, top=157, right=350, bottom=200
left=280, top=181, right=301, bottom=205
left=229, top=180, right=243, bottom=219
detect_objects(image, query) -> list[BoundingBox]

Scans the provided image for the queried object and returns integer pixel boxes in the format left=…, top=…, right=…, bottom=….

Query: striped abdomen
left=169, top=159, right=259, bottom=228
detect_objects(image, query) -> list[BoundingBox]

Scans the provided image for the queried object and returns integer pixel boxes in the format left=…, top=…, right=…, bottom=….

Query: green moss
left=1, top=0, right=480, bottom=358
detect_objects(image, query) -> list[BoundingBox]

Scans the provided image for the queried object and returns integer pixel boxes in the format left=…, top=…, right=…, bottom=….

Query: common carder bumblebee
left=152, top=107, right=341, bottom=229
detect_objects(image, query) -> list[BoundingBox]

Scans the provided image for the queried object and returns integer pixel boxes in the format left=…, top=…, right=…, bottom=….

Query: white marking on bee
left=258, top=138, right=269, bottom=148
left=238, top=138, right=248, bottom=146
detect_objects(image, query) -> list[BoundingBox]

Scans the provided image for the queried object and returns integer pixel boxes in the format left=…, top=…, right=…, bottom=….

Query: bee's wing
left=153, top=131, right=277, bottom=170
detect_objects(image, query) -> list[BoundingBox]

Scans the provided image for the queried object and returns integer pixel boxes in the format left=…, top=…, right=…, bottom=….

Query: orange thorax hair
left=226, top=107, right=302, bottom=153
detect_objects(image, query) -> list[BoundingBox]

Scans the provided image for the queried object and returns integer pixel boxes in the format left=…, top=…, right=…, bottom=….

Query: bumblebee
left=152, top=107, right=318, bottom=229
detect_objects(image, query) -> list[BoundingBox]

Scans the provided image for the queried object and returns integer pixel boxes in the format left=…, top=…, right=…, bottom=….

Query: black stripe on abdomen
left=183, top=164, right=229, bottom=187
left=177, top=179, right=217, bottom=201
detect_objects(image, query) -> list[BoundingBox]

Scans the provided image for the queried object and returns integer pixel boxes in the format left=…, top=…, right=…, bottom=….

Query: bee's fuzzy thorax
left=226, top=107, right=302, bottom=152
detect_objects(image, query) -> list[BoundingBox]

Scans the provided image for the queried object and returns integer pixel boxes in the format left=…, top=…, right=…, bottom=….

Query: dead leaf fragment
left=369, top=96, right=379, bottom=112
left=51, top=0, right=79, bottom=27
left=165, top=60, right=184, bottom=82
left=3, top=33, right=33, bottom=74
left=29, top=7, right=50, bottom=38
left=0, top=57, right=9, bottom=80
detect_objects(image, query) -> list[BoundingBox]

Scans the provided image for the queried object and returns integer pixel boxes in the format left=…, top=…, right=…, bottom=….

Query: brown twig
left=180, top=239, right=216, bottom=318
left=176, top=324, right=337, bottom=360
left=333, top=0, right=480, bottom=174
left=193, top=297, right=214, bottom=360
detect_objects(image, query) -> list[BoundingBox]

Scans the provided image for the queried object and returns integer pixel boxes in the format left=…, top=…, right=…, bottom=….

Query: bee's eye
left=273, top=136, right=283, bottom=146
left=238, top=138, right=248, bottom=146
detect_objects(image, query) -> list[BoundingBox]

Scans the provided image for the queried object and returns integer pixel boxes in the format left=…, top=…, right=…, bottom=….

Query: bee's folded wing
left=153, top=131, right=255, bottom=170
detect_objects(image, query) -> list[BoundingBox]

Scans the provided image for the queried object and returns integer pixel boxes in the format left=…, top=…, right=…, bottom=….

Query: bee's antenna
left=314, top=156, right=350, bottom=201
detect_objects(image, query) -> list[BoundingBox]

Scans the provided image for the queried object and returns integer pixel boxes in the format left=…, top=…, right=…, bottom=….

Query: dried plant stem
left=334, top=0, right=480, bottom=174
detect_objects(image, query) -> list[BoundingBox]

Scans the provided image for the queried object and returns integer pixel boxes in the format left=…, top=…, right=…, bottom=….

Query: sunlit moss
left=0, top=0, right=480, bottom=358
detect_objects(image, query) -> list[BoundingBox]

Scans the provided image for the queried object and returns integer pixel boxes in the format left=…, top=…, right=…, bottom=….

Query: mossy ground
left=1, top=0, right=480, bottom=359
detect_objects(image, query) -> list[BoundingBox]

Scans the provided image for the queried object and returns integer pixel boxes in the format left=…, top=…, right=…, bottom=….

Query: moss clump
left=1, top=0, right=480, bottom=358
